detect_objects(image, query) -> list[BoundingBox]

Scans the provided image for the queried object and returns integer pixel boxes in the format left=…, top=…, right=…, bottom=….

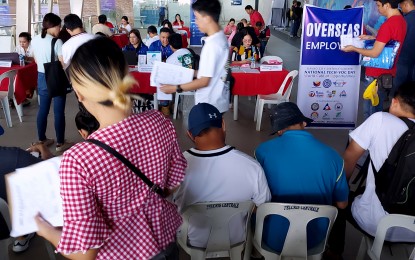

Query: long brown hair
left=41, top=13, right=61, bottom=38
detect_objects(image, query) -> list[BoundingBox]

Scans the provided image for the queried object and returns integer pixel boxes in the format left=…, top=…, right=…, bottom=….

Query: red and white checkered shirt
left=56, top=110, right=187, bottom=259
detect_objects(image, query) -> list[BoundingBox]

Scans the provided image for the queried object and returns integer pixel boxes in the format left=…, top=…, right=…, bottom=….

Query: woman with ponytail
left=31, top=13, right=70, bottom=151
left=35, top=37, right=187, bottom=260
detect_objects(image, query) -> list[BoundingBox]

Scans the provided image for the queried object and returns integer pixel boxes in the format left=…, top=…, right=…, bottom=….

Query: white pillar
left=97, top=0, right=101, bottom=16
left=70, top=0, right=84, bottom=17
left=16, top=0, right=32, bottom=35
left=48, top=0, right=53, bottom=13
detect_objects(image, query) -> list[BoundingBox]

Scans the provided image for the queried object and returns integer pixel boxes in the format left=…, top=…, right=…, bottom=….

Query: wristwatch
left=176, top=84, right=183, bottom=93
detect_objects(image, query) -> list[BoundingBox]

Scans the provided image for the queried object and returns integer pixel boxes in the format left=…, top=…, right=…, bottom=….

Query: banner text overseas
left=305, top=23, right=361, bottom=38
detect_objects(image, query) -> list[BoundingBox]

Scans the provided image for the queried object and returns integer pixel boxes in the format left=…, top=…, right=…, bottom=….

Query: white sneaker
left=12, top=233, right=35, bottom=253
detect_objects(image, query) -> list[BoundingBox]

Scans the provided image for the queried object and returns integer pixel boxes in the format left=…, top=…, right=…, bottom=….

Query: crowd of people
left=1, top=0, right=415, bottom=259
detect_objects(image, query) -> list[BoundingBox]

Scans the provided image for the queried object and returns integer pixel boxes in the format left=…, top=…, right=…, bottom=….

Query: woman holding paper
left=35, top=37, right=186, bottom=260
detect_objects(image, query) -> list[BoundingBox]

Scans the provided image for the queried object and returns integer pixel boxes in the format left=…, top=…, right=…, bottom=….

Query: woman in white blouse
left=119, top=16, right=132, bottom=34
left=15, top=32, right=34, bottom=62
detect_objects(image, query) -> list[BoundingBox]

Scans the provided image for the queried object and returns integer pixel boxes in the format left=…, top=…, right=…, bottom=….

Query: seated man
left=255, top=102, right=348, bottom=253
left=92, top=14, right=113, bottom=37
left=174, top=103, right=271, bottom=248
left=146, top=25, right=160, bottom=47
left=148, top=27, right=173, bottom=62
left=166, top=33, right=193, bottom=69
left=343, top=81, right=415, bottom=242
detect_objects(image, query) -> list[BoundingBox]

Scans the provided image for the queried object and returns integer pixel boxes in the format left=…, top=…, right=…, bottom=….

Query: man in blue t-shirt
left=255, top=102, right=348, bottom=254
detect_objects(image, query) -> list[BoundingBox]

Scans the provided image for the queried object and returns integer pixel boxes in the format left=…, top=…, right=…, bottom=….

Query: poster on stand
left=297, top=5, right=363, bottom=129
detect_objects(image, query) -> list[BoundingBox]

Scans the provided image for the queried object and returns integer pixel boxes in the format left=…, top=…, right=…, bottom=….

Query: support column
left=16, top=0, right=32, bottom=35
left=48, top=0, right=53, bottom=13
left=70, top=0, right=84, bottom=17
left=96, top=0, right=101, bottom=16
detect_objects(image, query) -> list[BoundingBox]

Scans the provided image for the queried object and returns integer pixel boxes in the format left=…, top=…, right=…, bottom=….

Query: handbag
left=361, top=40, right=400, bottom=70
left=44, top=38, right=71, bottom=97
left=85, top=139, right=167, bottom=198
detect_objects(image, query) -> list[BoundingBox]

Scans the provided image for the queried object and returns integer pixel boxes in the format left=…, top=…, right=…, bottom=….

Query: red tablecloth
left=232, top=69, right=289, bottom=95
left=111, top=34, right=129, bottom=48
left=130, top=70, right=156, bottom=94
left=231, top=68, right=290, bottom=120
left=0, top=63, right=37, bottom=104
left=181, top=26, right=191, bottom=39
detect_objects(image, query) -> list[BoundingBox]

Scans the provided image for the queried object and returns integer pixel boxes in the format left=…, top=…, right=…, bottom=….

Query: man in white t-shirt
left=92, top=15, right=113, bottom=37
left=166, top=33, right=193, bottom=68
left=146, top=25, right=160, bottom=47
left=62, top=14, right=95, bottom=69
left=173, top=103, right=271, bottom=248
left=160, top=0, right=230, bottom=113
left=342, top=82, right=415, bottom=242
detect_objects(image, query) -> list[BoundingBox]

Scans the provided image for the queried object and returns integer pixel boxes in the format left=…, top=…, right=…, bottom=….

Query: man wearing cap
left=173, top=103, right=271, bottom=248
left=255, top=102, right=348, bottom=254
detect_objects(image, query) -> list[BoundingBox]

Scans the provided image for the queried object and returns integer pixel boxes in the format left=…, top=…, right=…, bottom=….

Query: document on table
left=340, top=34, right=364, bottom=49
left=6, top=157, right=63, bottom=237
left=150, top=61, right=194, bottom=101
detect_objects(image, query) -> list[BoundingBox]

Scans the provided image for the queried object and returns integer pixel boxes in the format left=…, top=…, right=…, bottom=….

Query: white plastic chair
left=177, top=201, right=255, bottom=260
left=260, top=56, right=283, bottom=64
left=254, top=70, right=298, bottom=131
left=356, top=214, right=415, bottom=260
left=0, top=70, right=23, bottom=127
left=173, top=91, right=195, bottom=119
left=253, top=202, right=338, bottom=260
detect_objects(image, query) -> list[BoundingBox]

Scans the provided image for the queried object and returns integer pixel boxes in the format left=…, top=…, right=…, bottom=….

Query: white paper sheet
left=340, top=34, right=365, bottom=49
left=6, top=157, right=63, bottom=237
left=150, top=61, right=195, bottom=101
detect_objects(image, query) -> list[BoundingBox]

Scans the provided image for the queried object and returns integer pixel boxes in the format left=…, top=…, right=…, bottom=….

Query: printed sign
left=297, top=5, right=363, bottom=128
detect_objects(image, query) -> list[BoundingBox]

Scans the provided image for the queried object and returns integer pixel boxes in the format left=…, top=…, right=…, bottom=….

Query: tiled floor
left=0, top=30, right=411, bottom=260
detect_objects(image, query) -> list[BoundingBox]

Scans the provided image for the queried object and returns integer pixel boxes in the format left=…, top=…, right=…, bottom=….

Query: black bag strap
left=50, top=38, right=58, bottom=62
left=85, top=139, right=166, bottom=198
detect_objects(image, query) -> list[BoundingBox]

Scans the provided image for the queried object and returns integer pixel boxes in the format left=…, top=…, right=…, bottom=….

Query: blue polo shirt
left=122, top=42, right=148, bottom=56
left=255, top=130, right=348, bottom=253
left=148, top=40, right=173, bottom=61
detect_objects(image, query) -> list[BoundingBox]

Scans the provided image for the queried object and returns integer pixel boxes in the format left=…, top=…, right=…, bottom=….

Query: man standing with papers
left=160, top=0, right=230, bottom=113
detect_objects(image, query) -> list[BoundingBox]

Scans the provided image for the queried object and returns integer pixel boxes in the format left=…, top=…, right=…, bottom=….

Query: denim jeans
left=259, top=39, right=268, bottom=57
left=37, top=73, right=66, bottom=144
left=362, top=76, right=386, bottom=120
left=291, top=20, right=301, bottom=36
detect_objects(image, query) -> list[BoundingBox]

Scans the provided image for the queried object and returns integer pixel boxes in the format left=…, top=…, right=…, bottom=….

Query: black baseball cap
left=270, top=102, right=313, bottom=135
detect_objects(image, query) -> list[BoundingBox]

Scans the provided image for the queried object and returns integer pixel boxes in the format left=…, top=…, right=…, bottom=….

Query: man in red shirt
left=342, top=0, right=406, bottom=119
left=245, top=5, right=265, bottom=35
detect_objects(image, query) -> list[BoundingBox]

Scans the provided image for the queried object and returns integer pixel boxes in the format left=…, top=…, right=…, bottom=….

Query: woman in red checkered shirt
left=35, top=37, right=187, bottom=259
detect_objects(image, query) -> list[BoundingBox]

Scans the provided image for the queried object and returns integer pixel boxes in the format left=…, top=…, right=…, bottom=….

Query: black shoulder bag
left=44, top=38, right=71, bottom=97
left=85, top=139, right=167, bottom=198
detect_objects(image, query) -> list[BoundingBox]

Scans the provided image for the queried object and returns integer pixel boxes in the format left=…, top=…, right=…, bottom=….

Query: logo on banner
left=326, top=90, right=336, bottom=98
left=333, top=80, right=346, bottom=87
left=312, top=81, right=321, bottom=88
left=335, top=103, right=343, bottom=111
left=336, top=112, right=343, bottom=118
left=339, top=90, right=347, bottom=97
left=316, top=91, right=324, bottom=97
left=309, top=91, right=316, bottom=97
left=323, top=79, right=332, bottom=88
left=311, top=112, right=319, bottom=119
left=311, top=103, right=319, bottom=111
left=322, top=113, right=330, bottom=119
left=323, top=103, right=331, bottom=110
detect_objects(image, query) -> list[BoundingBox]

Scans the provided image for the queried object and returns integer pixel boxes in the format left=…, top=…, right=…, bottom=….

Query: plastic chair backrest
left=260, top=56, right=283, bottom=64
left=370, top=214, right=415, bottom=260
left=276, top=70, right=298, bottom=99
left=254, top=202, right=338, bottom=258
left=0, top=70, right=17, bottom=98
left=178, top=201, right=254, bottom=255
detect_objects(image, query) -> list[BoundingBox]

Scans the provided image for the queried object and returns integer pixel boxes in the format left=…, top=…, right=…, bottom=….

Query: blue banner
left=189, top=0, right=205, bottom=46
left=301, top=6, right=363, bottom=65
left=297, top=5, right=364, bottom=129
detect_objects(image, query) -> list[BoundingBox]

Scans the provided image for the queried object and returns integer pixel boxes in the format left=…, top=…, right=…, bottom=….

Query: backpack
left=372, top=117, right=415, bottom=215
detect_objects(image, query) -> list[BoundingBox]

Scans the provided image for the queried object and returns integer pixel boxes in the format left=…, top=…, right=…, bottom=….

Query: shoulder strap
left=85, top=139, right=166, bottom=198
left=399, top=117, right=415, bottom=129
left=50, top=38, right=58, bottom=62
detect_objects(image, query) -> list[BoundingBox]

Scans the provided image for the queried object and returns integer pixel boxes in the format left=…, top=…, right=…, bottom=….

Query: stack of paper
left=6, top=157, right=63, bottom=237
